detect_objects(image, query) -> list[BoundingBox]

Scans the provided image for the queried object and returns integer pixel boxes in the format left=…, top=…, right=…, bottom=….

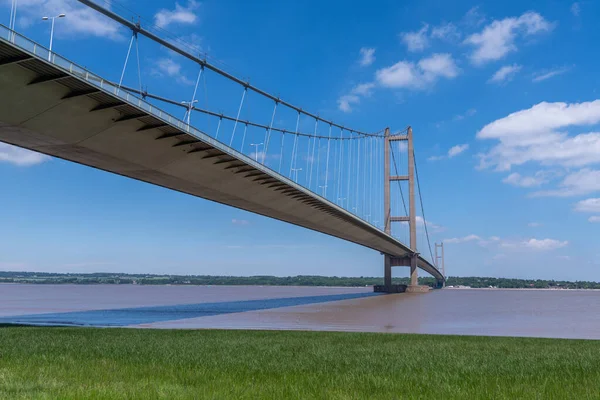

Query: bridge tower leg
left=435, top=242, right=446, bottom=288
left=378, top=126, right=429, bottom=294
left=407, top=126, right=419, bottom=288
left=383, top=128, right=393, bottom=289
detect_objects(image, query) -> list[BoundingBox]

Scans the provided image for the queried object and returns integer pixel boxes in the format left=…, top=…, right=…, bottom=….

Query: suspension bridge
left=0, top=0, right=445, bottom=290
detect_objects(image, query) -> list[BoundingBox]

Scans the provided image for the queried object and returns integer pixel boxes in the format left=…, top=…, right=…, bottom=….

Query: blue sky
left=1, top=0, right=599, bottom=280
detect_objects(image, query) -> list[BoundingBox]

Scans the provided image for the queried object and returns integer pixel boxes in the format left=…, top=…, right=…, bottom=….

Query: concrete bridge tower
left=381, top=127, right=431, bottom=293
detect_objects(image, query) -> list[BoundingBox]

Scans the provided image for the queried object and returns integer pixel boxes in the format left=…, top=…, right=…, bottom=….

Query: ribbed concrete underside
left=0, top=37, right=443, bottom=281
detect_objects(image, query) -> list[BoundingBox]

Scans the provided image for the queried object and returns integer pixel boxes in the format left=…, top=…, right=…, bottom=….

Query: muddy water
left=1, top=285, right=599, bottom=339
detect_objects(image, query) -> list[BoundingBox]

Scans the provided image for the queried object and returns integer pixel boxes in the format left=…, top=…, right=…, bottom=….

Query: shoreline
left=2, top=282, right=600, bottom=291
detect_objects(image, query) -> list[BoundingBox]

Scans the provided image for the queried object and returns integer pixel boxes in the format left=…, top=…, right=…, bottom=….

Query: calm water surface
left=1, top=284, right=599, bottom=339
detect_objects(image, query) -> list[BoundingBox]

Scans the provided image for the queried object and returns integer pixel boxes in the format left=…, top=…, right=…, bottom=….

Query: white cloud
left=589, top=216, right=600, bottom=223
left=167, top=33, right=204, bottom=54
left=431, top=23, right=461, bottom=41
left=528, top=222, right=542, bottom=227
left=571, top=3, right=581, bottom=17
left=502, top=171, right=552, bottom=188
left=448, top=144, right=469, bottom=158
left=249, top=151, right=279, bottom=162
left=0, top=143, right=50, bottom=166
left=375, top=53, right=459, bottom=90
left=418, top=53, right=460, bottom=79
left=463, top=7, right=486, bottom=27
left=429, top=143, right=469, bottom=161
left=445, top=234, right=567, bottom=251
left=416, top=216, right=445, bottom=233
left=465, top=12, right=553, bottom=65
left=489, top=64, right=521, bottom=83
left=153, top=58, right=194, bottom=85
left=574, top=198, right=600, bottom=213
left=427, top=155, right=444, bottom=162
left=453, top=108, right=477, bottom=121
left=477, top=100, right=600, bottom=171
left=155, top=1, right=200, bottom=28
left=352, top=82, right=376, bottom=96
left=400, top=24, right=429, bottom=52
left=11, top=0, right=122, bottom=40
left=401, top=216, right=444, bottom=233
left=359, top=48, right=376, bottom=67
left=337, top=82, right=375, bottom=113
left=376, top=61, right=418, bottom=88
left=523, top=238, right=568, bottom=250
left=337, top=95, right=359, bottom=113
left=156, top=58, right=181, bottom=76
left=532, top=67, right=570, bottom=82
left=445, top=234, right=482, bottom=244
left=532, top=169, right=600, bottom=197
left=396, top=141, right=408, bottom=153
left=231, top=219, right=249, bottom=225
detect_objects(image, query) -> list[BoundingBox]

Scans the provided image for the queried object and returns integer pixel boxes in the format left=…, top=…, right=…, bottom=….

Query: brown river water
left=1, top=284, right=599, bottom=339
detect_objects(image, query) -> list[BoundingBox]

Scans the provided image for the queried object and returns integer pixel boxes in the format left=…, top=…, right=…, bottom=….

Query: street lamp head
left=58, top=14, right=66, bottom=18
left=42, top=17, right=49, bottom=20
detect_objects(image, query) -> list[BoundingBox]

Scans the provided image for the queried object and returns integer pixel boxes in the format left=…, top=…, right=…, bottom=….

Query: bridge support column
left=405, top=253, right=429, bottom=292
left=384, top=254, right=392, bottom=288
left=410, top=254, right=418, bottom=286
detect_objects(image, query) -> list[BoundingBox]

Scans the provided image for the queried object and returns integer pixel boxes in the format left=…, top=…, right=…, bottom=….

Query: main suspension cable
left=413, top=150, right=435, bottom=263
left=77, top=0, right=383, bottom=138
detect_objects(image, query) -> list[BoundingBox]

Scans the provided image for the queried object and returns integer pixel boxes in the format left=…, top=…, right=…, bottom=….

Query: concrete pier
left=405, top=285, right=431, bottom=293
left=373, top=285, right=407, bottom=293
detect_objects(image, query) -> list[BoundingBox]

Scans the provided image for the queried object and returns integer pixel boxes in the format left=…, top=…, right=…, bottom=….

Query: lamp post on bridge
left=291, top=167, right=302, bottom=182
left=42, top=13, right=66, bottom=61
left=181, top=100, right=198, bottom=125
left=318, top=185, right=327, bottom=197
left=250, top=143, right=263, bottom=162
left=9, top=0, right=17, bottom=31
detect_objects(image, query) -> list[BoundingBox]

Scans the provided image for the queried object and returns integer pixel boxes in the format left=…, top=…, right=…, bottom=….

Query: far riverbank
left=2, top=271, right=600, bottom=289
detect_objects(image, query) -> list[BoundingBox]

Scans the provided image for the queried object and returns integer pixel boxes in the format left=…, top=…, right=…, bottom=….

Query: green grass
left=1, top=327, right=599, bottom=399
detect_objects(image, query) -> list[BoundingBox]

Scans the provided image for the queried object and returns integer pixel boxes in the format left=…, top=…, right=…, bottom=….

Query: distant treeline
left=0, top=271, right=599, bottom=289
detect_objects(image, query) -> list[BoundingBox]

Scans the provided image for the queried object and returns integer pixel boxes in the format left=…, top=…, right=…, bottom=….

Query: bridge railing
left=0, top=25, right=285, bottom=184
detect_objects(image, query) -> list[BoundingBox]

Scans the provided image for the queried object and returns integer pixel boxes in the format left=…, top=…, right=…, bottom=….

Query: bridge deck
left=0, top=28, right=443, bottom=282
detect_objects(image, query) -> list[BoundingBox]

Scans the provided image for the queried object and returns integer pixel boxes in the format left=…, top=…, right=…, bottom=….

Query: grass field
left=1, top=327, right=599, bottom=399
